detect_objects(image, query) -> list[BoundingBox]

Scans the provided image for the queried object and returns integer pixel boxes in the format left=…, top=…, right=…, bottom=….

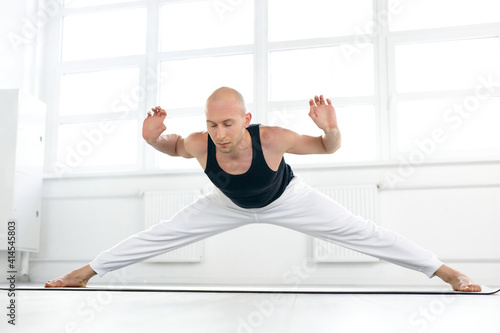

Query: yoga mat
left=2, top=286, right=499, bottom=295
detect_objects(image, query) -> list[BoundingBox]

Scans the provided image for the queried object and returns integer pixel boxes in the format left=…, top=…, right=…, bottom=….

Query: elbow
left=331, top=142, right=341, bottom=154
left=326, top=142, right=341, bottom=154
left=326, top=131, right=341, bottom=154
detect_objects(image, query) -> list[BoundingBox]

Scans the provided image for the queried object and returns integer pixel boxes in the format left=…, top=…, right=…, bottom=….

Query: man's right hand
left=143, top=106, right=167, bottom=144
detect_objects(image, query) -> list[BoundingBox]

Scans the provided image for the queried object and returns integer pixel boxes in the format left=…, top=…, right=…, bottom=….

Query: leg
left=259, top=178, right=480, bottom=291
left=45, top=190, right=254, bottom=287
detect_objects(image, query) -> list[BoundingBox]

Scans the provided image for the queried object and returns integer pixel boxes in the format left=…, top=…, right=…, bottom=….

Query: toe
left=466, top=283, right=481, bottom=292
left=459, top=282, right=482, bottom=292
left=45, top=279, right=64, bottom=288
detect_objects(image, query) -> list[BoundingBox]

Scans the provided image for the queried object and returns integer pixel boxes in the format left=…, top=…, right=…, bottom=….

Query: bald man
left=46, top=87, right=481, bottom=292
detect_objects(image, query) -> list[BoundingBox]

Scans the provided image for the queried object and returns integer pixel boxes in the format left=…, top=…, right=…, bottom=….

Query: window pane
left=60, top=68, right=140, bottom=115
left=159, top=54, right=253, bottom=109
left=160, top=0, right=254, bottom=52
left=269, top=0, right=373, bottom=42
left=397, top=98, right=500, bottom=157
left=156, top=116, right=206, bottom=170
left=389, top=0, right=500, bottom=31
left=57, top=120, right=138, bottom=168
left=62, top=8, right=146, bottom=61
left=269, top=105, right=377, bottom=164
left=64, top=0, right=137, bottom=8
left=270, top=46, right=374, bottom=101
left=395, top=38, right=500, bottom=93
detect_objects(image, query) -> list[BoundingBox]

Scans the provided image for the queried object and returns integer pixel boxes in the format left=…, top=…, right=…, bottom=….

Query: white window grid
left=41, top=0, right=500, bottom=176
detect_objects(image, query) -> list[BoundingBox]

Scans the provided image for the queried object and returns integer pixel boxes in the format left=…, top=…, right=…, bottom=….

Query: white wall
left=0, top=0, right=42, bottom=94
left=30, top=161, right=500, bottom=288
left=0, top=1, right=24, bottom=89
left=0, top=0, right=42, bottom=279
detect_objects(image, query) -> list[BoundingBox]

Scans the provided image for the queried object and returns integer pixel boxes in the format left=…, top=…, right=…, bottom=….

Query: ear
left=244, top=112, right=252, bottom=128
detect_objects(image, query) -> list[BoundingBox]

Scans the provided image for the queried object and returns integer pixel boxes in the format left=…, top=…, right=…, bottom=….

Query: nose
left=216, top=126, right=225, bottom=140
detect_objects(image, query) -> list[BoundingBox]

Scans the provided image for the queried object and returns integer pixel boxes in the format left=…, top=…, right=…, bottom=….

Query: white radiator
left=143, top=190, right=204, bottom=263
left=313, top=184, right=380, bottom=263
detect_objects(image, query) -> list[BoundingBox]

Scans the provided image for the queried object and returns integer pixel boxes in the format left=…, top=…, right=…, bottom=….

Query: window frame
left=387, top=21, right=500, bottom=160
left=41, top=0, right=500, bottom=178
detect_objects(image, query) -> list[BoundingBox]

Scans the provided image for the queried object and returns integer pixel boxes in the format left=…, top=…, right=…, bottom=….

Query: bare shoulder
left=259, top=125, right=293, bottom=140
left=260, top=124, right=326, bottom=155
left=184, top=131, right=208, bottom=158
left=259, top=125, right=297, bottom=151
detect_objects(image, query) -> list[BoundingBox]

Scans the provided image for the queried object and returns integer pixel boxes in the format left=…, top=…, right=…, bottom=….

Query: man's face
left=205, top=98, right=250, bottom=154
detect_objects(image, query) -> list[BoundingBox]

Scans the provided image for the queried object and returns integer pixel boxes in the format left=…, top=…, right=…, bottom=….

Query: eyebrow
left=206, top=119, right=234, bottom=124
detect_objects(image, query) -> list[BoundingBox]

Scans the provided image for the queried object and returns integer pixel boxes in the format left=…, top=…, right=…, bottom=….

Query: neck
left=219, top=129, right=251, bottom=159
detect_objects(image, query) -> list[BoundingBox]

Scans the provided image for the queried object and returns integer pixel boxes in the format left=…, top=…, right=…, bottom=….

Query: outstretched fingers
left=319, top=95, right=326, bottom=105
left=150, top=106, right=167, bottom=117
left=310, top=95, right=331, bottom=107
left=309, top=98, right=318, bottom=118
left=314, top=95, right=320, bottom=105
left=309, top=95, right=330, bottom=118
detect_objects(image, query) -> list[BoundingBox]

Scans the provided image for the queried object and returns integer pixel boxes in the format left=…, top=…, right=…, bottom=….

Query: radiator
left=313, top=184, right=380, bottom=263
left=143, top=190, right=204, bottom=263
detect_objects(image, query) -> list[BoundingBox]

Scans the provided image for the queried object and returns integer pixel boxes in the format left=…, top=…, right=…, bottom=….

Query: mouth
left=217, top=142, right=230, bottom=148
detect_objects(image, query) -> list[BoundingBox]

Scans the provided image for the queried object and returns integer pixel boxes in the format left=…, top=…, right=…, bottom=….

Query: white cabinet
left=0, top=89, right=46, bottom=252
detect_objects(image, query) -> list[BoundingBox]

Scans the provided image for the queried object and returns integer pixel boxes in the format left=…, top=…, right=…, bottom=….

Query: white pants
left=89, top=177, right=443, bottom=278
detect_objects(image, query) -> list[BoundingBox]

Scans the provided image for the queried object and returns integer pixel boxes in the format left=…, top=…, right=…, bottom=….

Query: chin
left=217, top=146, right=234, bottom=153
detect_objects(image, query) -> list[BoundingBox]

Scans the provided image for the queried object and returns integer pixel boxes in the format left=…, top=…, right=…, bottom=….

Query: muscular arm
left=272, top=127, right=341, bottom=155
left=277, top=95, right=341, bottom=155
left=146, top=134, right=194, bottom=158
left=142, top=106, right=195, bottom=159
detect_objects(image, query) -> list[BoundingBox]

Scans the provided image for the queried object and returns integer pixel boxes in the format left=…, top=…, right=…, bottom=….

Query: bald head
left=205, top=87, right=246, bottom=116
left=204, top=87, right=252, bottom=141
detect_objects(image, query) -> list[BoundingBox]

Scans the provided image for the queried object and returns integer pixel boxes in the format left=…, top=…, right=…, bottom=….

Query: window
left=62, top=8, right=147, bottom=61
left=44, top=0, right=500, bottom=176
left=268, top=45, right=377, bottom=165
left=268, top=0, right=373, bottom=41
left=59, top=68, right=141, bottom=115
left=395, top=38, right=500, bottom=93
left=389, top=0, right=500, bottom=31
left=159, top=1, right=254, bottom=51
left=389, top=0, right=500, bottom=160
left=159, top=55, right=254, bottom=110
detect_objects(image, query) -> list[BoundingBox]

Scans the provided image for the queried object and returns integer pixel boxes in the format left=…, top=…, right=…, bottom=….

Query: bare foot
left=45, top=265, right=97, bottom=288
left=434, top=264, right=482, bottom=292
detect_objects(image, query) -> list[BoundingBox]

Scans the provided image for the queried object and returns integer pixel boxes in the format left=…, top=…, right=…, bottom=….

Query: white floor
left=1, top=285, right=499, bottom=333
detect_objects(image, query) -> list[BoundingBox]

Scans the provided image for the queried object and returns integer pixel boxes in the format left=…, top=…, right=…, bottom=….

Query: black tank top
left=204, top=124, right=294, bottom=208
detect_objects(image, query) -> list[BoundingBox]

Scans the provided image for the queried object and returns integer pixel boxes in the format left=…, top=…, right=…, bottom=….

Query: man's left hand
left=308, top=95, right=338, bottom=132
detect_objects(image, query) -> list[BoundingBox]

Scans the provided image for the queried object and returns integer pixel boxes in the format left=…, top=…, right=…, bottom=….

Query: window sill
left=43, top=156, right=500, bottom=180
